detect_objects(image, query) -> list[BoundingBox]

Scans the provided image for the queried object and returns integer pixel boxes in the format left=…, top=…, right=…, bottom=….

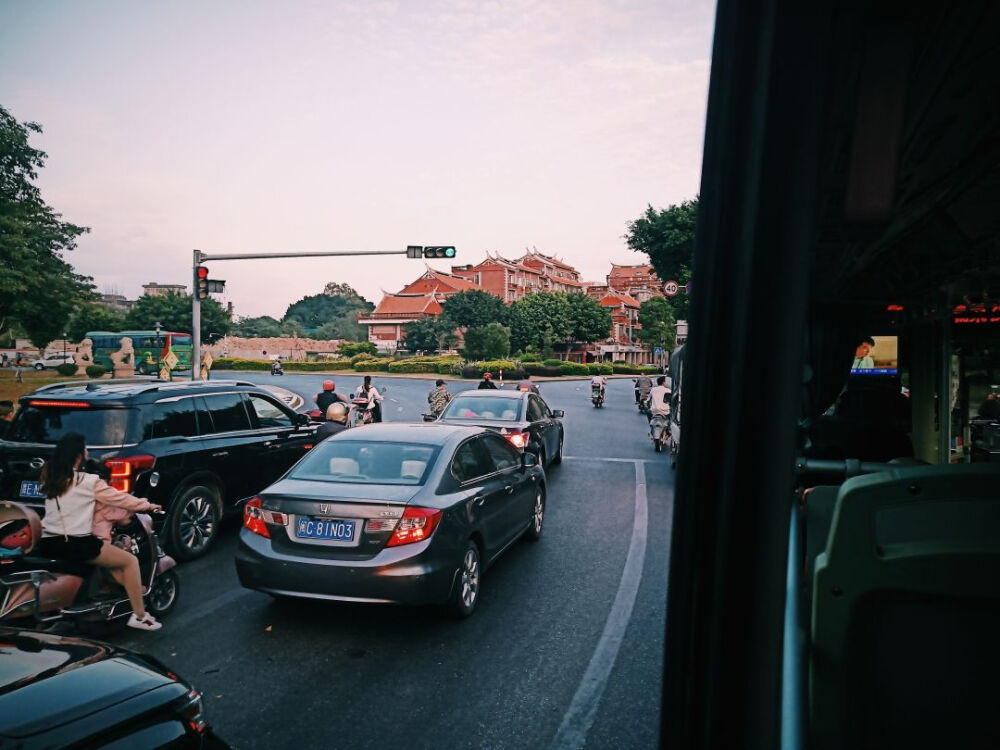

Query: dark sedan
left=0, top=627, right=227, bottom=749
left=435, top=389, right=565, bottom=468
left=235, top=424, right=546, bottom=617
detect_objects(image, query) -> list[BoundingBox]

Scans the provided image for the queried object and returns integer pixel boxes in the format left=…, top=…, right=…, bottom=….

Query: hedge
left=559, top=362, right=590, bottom=375
left=284, top=361, right=346, bottom=371
left=587, top=363, right=613, bottom=375
left=518, top=353, right=540, bottom=362
left=212, top=358, right=269, bottom=371
left=638, top=365, right=660, bottom=375
left=85, top=365, right=107, bottom=378
left=56, top=363, right=78, bottom=376
left=387, top=360, right=439, bottom=373
left=352, top=358, right=391, bottom=372
left=611, top=363, right=640, bottom=374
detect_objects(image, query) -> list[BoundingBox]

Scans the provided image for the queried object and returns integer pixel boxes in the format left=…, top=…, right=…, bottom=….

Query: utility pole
left=190, top=247, right=452, bottom=380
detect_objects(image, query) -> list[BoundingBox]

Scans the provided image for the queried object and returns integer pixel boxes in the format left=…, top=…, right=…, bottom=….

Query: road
left=115, top=375, right=675, bottom=749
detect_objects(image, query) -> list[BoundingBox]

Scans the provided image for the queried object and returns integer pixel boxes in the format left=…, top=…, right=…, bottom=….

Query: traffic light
left=196, top=266, right=209, bottom=300
left=406, top=245, right=423, bottom=259
left=423, top=246, right=456, bottom=259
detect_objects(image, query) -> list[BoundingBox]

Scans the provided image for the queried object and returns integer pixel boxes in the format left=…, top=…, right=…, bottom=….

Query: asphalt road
left=113, top=374, right=675, bottom=749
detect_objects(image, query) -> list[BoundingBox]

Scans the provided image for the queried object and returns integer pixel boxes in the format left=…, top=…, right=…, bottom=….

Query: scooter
left=0, top=502, right=179, bottom=635
left=271, top=360, right=284, bottom=376
left=638, top=392, right=652, bottom=417
left=649, top=413, right=670, bottom=452
left=591, top=384, right=605, bottom=408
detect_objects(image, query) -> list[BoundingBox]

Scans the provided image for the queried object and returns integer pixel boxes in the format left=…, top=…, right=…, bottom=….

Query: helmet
left=322, top=380, right=334, bottom=391
left=325, top=402, right=349, bottom=424
left=484, top=372, right=492, bottom=380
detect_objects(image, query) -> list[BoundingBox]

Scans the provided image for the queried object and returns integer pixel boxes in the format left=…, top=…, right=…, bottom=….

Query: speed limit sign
left=663, top=280, right=679, bottom=297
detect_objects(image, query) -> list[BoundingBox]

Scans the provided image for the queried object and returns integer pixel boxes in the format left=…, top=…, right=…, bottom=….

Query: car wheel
left=147, top=569, right=180, bottom=617
left=34, top=363, right=44, bottom=370
left=445, top=540, right=481, bottom=619
left=167, top=484, right=222, bottom=561
left=525, top=487, right=545, bottom=542
left=551, top=432, right=564, bottom=465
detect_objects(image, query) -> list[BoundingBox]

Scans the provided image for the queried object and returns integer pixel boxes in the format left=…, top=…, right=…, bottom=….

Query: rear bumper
left=235, top=529, right=458, bottom=605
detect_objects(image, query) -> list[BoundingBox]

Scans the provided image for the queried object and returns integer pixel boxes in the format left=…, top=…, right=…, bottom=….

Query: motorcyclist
left=518, top=374, right=540, bottom=394
left=635, top=373, right=653, bottom=404
left=316, top=402, right=350, bottom=440
left=478, top=372, right=498, bottom=389
left=353, top=376, right=384, bottom=423
left=649, top=375, right=671, bottom=417
left=270, top=356, right=284, bottom=375
left=591, top=374, right=607, bottom=400
left=315, top=379, right=347, bottom=417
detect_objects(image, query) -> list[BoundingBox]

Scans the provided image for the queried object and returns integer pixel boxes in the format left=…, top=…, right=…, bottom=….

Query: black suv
left=0, top=379, right=317, bottom=560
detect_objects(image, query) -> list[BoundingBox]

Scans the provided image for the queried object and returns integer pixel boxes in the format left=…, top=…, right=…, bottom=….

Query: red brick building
left=607, top=263, right=663, bottom=303
left=358, top=292, right=444, bottom=351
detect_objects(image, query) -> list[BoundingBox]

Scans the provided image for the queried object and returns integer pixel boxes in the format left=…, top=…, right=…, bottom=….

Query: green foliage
left=340, top=341, right=378, bottom=358
left=282, top=285, right=373, bottom=341
left=0, top=106, right=94, bottom=347
left=231, top=316, right=283, bottom=338
left=542, top=359, right=563, bottom=367
left=210, top=358, right=270, bottom=371
left=403, top=318, right=457, bottom=353
left=66, top=305, right=126, bottom=342
left=387, top=360, right=438, bottom=373
left=124, top=292, right=231, bottom=342
left=56, top=363, right=78, bottom=376
left=559, top=362, right=590, bottom=375
left=612, top=363, right=641, bottom=374
left=566, top=293, right=612, bottom=345
left=519, top=352, right=540, bottom=362
left=588, top=363, right=613, bottom=375
left=463, top=323, right=511, bottom=361
left=282, top=361, right=343, bottom=371
left=441, top=290, right=508, bottom=329
left=352, top=357, right=391, bottom=372
left=637, top=297, right=677, bottom=352
left=638, top=365, right=660, bottom=375
left=625, top=199, right=698, bottom=284
left=508, top=293, right=572, bottom=354
left=85, top=364, right=106, bottom=378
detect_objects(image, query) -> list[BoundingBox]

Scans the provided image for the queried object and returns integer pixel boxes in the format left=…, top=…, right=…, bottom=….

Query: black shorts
left=37, top=534, right=104, bottom=562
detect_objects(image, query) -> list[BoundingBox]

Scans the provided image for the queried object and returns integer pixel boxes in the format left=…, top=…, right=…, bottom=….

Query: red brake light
left=28, top=400, right=91, bottom=408
left=104, top=455, right=155, bottom=493
left=178, top=688, right=207, bottom=733
left=386, top=506, right=442, bottom=547
left=506, top=431, right=527, bottom=450
left=243, top=497, right=286, bottom=537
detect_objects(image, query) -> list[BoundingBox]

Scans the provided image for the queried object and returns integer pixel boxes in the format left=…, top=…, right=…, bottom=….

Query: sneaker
left=127, top=613, right=162, bottom=631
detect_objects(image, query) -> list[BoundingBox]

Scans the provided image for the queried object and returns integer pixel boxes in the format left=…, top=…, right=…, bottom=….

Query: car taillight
left=243, top=496, right=286, bottom=538
left=178, top=688, right=207, bottom=733
left=386, top=506, right=442, bottom=547
left=505, top=431, right=527, bottom=450
left=104, top=455, right=156, bottom=493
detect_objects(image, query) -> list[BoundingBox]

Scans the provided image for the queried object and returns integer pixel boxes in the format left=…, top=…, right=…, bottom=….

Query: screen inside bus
left=851, top=335, right=898, bottom=375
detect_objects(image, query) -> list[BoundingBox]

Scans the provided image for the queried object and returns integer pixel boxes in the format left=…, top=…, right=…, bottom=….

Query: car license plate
left=19, top=481, right=45, bottom=500
left=295, top=517, right=356, bottom=542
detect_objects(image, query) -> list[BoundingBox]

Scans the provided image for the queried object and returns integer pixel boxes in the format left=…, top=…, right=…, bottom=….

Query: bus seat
left=810, top=465, right=1000, bottom=750
left=801, top=486, right=839, bottom=601
left=801, top=415, right=913, bottom=463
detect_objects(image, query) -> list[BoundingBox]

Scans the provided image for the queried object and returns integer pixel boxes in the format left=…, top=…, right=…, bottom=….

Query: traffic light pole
left=190, top=247, right=418, bottom=380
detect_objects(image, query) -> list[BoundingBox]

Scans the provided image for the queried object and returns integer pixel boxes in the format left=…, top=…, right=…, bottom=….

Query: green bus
left=85, top=330, right=193, bottom=374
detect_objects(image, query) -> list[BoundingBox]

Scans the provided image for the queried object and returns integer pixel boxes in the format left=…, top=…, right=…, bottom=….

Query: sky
left=0, top=0, right=715, bottom=319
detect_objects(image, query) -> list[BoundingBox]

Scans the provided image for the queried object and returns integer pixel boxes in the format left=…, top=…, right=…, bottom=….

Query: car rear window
left=289, top=440, right=440, bottom=485
left=8, top=406, right=137, bottom=447
left=441, top=396, right=521, bottom=421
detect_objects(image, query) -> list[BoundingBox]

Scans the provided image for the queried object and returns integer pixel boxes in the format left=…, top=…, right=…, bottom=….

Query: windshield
left=8, top=407, right=136, bottom=447
left=288, top=440, right=440, bottom=485
left=441, top=397, right=521, bottom=421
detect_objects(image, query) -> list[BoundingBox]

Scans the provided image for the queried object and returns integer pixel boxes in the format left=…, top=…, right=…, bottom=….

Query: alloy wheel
left=148, top=570, right=179, bottom=616
left=179, top=495, right=216, bottom=552
left=533, top=490, right=544, bottom=534
left=460, top=547, right=480, bottom=609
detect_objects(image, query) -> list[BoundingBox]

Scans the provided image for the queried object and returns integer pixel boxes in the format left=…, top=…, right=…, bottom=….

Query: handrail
left=781, top=505, right=805, bottom=750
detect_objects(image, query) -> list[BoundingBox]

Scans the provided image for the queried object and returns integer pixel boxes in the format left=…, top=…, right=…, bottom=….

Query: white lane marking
left=550, top=460, right=649, bottom=750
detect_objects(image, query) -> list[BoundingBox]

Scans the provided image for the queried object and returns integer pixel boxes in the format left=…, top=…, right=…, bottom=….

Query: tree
left=283, top=284, right=373, bottom=340
left=0, top=105, right=94, bottom=346
left=625, top=198, right=698, bottom=288
left=508, top=293, right=572, bottom=355
left=463, top=323, right=511, bottom=361
left=232, top=315, right=283, bottom=338
left=441, top=290, right=508, bottom=329
left=314, top=316, right=367, bottom=341
left=637, top=297, right=677, bottom=353
left=338, top=341, right=377, bottom=358
left=403, top=318, right=457, bottom=353
left=124, top=292, right=231, bottom=342
left=66, top=305, right=127, bottom=341
left=565, top=293, right=612, bottom=348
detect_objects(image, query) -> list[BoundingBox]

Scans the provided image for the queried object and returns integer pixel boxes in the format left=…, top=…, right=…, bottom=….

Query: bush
left=518, top=352, right=540, bottom=362
left=339, top=341, right=378, bottom=358
left=587, top=363, right=613, bottom=375
left=460, top=364, right=526, bottom=380
left=352, top=357, right=391, bottom=372
left=85, top=364, right=107, bottom=378
left=56, top=363, right=78, bottom=376
left=211, top=358, right=269, bottom=371
left=542, top=358, right=564, bottom=367
left=638, top=365, right=661, bottom=375
left=387, top=360, right=439, bottom=374
left=559, top=362, right=590, bottom=376
left=612, top=363, right=641, bottom=375
left=283, top=361, right=345, bottom=372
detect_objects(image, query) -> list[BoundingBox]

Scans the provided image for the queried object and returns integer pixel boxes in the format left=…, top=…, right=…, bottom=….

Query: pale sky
left=0, top=0, right=714, bottom=319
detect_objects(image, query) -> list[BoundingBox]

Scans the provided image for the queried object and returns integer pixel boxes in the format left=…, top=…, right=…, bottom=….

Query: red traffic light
left=196, top=266, right=209, bottom=279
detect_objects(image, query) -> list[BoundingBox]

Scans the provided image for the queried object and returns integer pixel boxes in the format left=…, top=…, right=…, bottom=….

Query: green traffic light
left=445, top=247, right=456, bottom=258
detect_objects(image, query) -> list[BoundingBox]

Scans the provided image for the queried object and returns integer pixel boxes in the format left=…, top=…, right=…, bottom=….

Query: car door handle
left=212, top=451, right=229, bottom=458
left=504, top=485, right=514, bottom=494
left=473, top=495, right=486, bottom=506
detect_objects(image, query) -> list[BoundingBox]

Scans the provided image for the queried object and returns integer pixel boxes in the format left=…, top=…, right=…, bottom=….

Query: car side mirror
left=293, top=413, right=310, bottom=426
left=522, top=452, right=538, bottom=469
left=551, top=410, right=564, bottom=419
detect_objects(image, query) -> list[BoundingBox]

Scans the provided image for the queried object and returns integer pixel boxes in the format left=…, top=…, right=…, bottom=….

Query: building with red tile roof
left=358, top=292, right=445, bottom=350
left=607, top=263, right=663, bottom=302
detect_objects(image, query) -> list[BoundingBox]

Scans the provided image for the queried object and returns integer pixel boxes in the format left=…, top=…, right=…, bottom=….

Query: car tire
left=445, top=540, right=481, bottom=619
left=525, top=487, right=545, bottom=542
left=166, top=483, right=223, bottom=561
left=147, top=569, right=180, bottom=617
left=34, top=363, right=44, bottom=370
left=551, top=432, right=563, bottom=465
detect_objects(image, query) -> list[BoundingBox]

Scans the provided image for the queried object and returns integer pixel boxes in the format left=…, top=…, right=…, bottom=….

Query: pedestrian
left=517, top=373, right=540, bottom=394
left=1, top=353, right=8, bottom=368
left=315, top=379, right=348, bottom=417
left=0, top=401, right=15, bottom=440
left=477, top=372, right=497, bottom=390
left=14, top=362, right=23, bottom=384
left=427, top=379, right=452, bottom=418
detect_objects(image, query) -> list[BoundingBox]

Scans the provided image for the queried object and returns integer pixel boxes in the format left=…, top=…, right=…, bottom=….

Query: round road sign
left=663, top=280, right=679, bottom=296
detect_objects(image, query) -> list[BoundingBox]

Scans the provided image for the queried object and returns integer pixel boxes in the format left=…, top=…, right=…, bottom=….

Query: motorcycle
left=633, top=379, right=652, bottom=416
left=649, top=412, right=671, bottom=452
left=270, top=360, right=284, bottom=376
left=349, top=386, right=388, bottom=427
left=0, top=502, right=179, bottom=635
left=591, top=384, right=605, bottom=408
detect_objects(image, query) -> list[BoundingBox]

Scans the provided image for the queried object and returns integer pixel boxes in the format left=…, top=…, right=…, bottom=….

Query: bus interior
left=662, top=0, right=1000, bottom=748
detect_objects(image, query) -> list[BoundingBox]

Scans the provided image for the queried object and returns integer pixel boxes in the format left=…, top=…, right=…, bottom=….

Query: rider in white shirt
left=591, top=374, right=607, bottom=398
left=649, top=376, right=672, bottom=417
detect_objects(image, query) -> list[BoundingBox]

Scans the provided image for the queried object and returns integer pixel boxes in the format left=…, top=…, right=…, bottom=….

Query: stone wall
left=206, top=336, right=343, bottom=361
